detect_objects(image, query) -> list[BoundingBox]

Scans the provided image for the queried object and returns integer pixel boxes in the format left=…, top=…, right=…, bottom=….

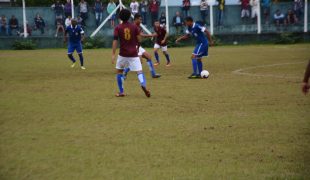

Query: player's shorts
left=193, top=43, right=208, bottom=58
left=154, top=43, right=168, bottom=52
left=138, top=46, right=146, bottom=56
left=68, top=42, right=83, bottom=54
left=116, top=55, right=142, bottom=71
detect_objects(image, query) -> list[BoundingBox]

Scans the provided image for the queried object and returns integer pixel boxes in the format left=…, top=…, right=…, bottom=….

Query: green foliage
left=167, top=35, right=186, bottom=48
left=275, top=33, right=302, bottom=44
left=211, top=35, right=221, bottom=46
left=12, top=40, right=37, bottom=50
left=140, top=38, right=154, bottom=48
left=84, top=36, right=106, bottom=49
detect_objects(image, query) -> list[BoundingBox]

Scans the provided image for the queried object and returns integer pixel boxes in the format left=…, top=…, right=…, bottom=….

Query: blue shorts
left=193, top=43, right=208, bottom=58
left=68, top=42, right=83, bottom=54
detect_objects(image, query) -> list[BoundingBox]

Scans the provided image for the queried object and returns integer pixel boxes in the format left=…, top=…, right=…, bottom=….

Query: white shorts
left=154, top=43, right=168, bottom=52
left=251, top=8, right=259, bottom=18
left=241, top=9, right=250, bottom=18
left=116, top=55, right=142, bottom=71
left=138, top=46, right=146, bottom=56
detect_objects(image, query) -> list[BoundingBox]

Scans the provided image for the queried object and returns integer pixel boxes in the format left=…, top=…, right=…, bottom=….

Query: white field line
left=232, top=61, right=306, bottom=79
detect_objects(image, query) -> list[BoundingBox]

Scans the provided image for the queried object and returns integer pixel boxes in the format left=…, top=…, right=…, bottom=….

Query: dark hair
left=119, top=9, right=131, bottom=22
left=134, top=13, right=141, bottom=20
left=185, top=16, right=193, bottom=22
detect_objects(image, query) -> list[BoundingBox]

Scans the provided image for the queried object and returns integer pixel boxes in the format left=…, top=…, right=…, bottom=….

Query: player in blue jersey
left=64, top=19, right=86, bottom=70
left=175, top=17, right=214, bottom=79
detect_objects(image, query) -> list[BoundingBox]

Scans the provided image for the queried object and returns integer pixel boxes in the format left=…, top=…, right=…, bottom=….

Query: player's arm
left=81, top=29, right=85, bottom=42
left=302, top=60, right=310, bottom=95
left=175, top=33, right=190, bottom=43
left=112, top=28, right=118, bottom=64
left=162, top=31, right=168, bottom=44
left=204, top=29, right=214, bottom=46
left=140, top=32, right=154, bottom=38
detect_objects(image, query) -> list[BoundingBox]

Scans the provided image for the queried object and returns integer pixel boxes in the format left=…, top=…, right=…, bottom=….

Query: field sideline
left=0, top=44, right=310, bottom=179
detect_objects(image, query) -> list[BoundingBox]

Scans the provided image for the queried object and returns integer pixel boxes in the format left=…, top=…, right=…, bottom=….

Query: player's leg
left=76, top=43, right=85, bottom=69
left=67, top=43, right=77, bottom=68
left=162, top=46, right=171, bottom=66
left=153, top=43, right=161, bottom=66
left=142, top=50, right=161, bottom=78
left=197, top=57, right=203, bottom=76
left=188, top=44, right=202, bottom=78
left=129, top=57, right=150, bottom=97
left=115, top=56, right=126, bottom=97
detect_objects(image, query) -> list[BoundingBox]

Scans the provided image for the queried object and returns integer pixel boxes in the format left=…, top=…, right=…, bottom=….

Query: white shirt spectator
left=65, top=17, right=72, bottom=27
left=80, top=2, right=88, bottom=13
left=200, top=0, right=208, bottom=11
left=250, top=0, right=259, bottom=18
left=130, top=1, right=139, bottom=15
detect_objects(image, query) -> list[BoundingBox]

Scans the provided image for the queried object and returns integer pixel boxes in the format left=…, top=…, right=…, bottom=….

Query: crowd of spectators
left=0, top=0, right=305, bottom=37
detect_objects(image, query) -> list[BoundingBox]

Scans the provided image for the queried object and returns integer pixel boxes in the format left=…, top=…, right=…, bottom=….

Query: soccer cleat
left=71, top=62, right=76, bottom=68
left=188, top=73, right=201, bottom=79
left=141, top=86, right=151, bottom=98
left=152, top=74, right=161, bottom=78
left=81, top=66, right=86, bottom=70
left=115, top=92, right=125, bottom=97
left=154, top=62, right=160, bottom=66
left=166, top=63, right=171, bottom=67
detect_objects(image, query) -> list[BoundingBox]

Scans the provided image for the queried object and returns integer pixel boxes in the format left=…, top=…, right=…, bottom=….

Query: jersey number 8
left=124, top=28, right=131, bottom=40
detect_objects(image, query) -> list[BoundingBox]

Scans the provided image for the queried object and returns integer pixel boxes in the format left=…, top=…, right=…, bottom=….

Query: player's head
left=185, top=16, right=194, bottom=27
left=71, top=19, right=77, bottom=27
left=134, top=14, right=142, bottom=25
left=119, top=9, right=131, bottom=22
left=154, top=20, right=160, bottom=28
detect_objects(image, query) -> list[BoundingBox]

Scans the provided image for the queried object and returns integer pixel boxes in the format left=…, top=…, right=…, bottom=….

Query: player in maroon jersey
left=153, top=20, right=171, bottom=67
left=112, top=9, right=150, bottom=97
left=123, top=14, right=161, bottom=79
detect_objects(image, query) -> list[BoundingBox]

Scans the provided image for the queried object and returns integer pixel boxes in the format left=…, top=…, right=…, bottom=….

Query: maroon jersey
left=114, top=22, right=139, bottom=57
left=154, top=26, right=167, bottom=46
left=135, top=24, right=143, bottom=46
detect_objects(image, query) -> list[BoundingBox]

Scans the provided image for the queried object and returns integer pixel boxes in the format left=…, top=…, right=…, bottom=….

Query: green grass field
left=0, top=44, right=310, bottom=179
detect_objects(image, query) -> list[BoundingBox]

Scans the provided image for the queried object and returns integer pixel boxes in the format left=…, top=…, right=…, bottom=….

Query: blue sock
left=68, top=54, right=76, bottom=63
left=192, top=59, right=198, bottom=75
left=146, top=59, right=156, bottom=76
left=137, top=72, right=146, bottom=87
left=154, top=52, right=159, bottom=63
left=78, top=53, right=84, bottom=66
left=124, top=67, right=130, bottom=74
left=116, top=74, right=124, bottom=93
left=164, top=53, right=170, bottom=63
left=197, top=60, right=203, bottom=74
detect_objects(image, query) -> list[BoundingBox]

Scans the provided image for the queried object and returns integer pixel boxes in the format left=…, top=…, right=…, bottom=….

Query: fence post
left=305, top=0, right=308, bottom=33
left=71, top=0, right=74, bottom=18
left=22, top=0, right=27, bottom=38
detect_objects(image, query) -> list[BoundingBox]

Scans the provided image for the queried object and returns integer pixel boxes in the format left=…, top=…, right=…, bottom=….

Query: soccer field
left=0, top=44, right=309, bottom=179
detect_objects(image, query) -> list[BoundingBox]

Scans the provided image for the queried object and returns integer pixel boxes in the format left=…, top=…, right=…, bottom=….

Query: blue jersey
left=66, top=25, right=84, bottom=44
left=186, top=22, right=208, bottom=45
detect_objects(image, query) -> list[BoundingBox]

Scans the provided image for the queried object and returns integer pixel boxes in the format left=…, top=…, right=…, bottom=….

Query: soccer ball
left=200, top=70, right=210, bottom=78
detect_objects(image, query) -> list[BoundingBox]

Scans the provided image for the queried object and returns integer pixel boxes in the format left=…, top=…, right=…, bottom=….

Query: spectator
left=159, top=12, right=166, bottom=26
left=51, top=0, right=64, bottom=19
left=217, top=0, right=225, bottom=26
left=182, top=0, right=191, bottom=17
left=19, top=21, right=32, bottom=37
left=64, top=0, right=72, bottom=18
left=200, top=0, right=208, bottom=24
left=65, top=15, right=72, bottom=27
left=0, top=15, right=8, bottom=35
left=34, top=13, right=45, bottom=34
left=77, top=15, right=83, bottom=27
left=8, top=15, right=19, bottom=36
left=293, top=0, right=303, bottom=20
left=55, top=16, right=65, bottom=37
left=286, top=8, right=298, bottom=25
left=130, top=0, right=140, bottom=16
left=79, top=0, right=88, bottom=27
left=261, top=0, right=271, bottom=24
left=274, top=9, right=285, bottom=27
left=172, top=11, right=184, bottom=35
left=93, top=0, right=103, bottom=27
left=140, top=0, right=148, bottom=25
left=149, top=0, right=160, bottom=25
left=250, top=0, right=259, bottom=23
left=240, top=0, right=250, bottom=23
left=107, top=0, right=117, bottom=28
